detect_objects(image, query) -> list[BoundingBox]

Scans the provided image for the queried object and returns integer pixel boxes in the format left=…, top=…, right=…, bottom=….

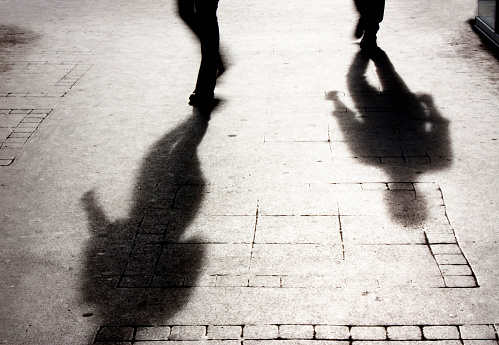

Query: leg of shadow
left=80, top=107, right=212, bottom=331
left=327, top=49, right=452, bottom=227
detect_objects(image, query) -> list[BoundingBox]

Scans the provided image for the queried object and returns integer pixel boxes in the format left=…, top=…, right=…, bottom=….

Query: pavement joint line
left=337, top=202, right=346, bottom=260
left=93, top=324, right=499, bottom=343
left=247, top=200, right=260, bottom=280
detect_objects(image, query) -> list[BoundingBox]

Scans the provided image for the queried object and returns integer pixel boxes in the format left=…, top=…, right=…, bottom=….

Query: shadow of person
left=326, top=49, right=452, bottom=227
left=80, top=106, right=213, bottom=334
left=0, top=25, right=39, bottom=72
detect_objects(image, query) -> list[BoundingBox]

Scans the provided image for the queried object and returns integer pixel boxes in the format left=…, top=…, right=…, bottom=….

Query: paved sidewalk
left=1, top=0, right=498, bottom=344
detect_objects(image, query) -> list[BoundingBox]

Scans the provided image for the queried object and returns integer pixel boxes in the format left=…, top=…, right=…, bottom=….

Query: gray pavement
left=1, top=0, right=499, bottom=344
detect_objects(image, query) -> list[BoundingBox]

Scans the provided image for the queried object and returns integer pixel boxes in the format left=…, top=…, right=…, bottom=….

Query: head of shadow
left=80, top=107, right=213, bottom=330
left=326, top=49, right=452, bottom=228
left=0, top=25, right=39, bottom=72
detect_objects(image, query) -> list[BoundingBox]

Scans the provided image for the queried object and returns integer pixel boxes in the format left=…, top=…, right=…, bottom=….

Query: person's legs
left=178, top=0, right=200, bottom=37
left=362, top=0, right=385, bottom=35
left=189, top=0, right=220, bottom=105
left=354, top=0, right=385, bottom=49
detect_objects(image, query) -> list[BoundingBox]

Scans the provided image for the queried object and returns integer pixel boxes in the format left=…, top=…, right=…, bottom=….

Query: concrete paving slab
left=255, top=215, right=341, bottom=244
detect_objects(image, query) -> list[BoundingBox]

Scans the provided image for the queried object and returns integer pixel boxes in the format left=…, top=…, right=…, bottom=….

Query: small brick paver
left=440, top=265, right=473, bottom=276
left=435, top=254, right=469, bottom=265
left=279, top=325, right=315, bottom=339
left=135, top=326, right=171, bottom=341
left=350, top=326, right=387, bottom=340
left=95, top=326, right=135, bottom=342
left=425, top=232, right=461, bottom=244
left=459, top=325, right=497, bottom=339
left=423, top=326, right=460, bottom=340
left=315, top=326, right=350, bottom=340
left=208, top=325, right=243, bottom=339
left=169, top=326, right=207, bottom=340
left=387, top=326, right=422, bottom=340
left=244, top=325, right=279, bottom=339
left=430, top=244, right=463, bottom=255
left=444, top=275, right=479, bottom=288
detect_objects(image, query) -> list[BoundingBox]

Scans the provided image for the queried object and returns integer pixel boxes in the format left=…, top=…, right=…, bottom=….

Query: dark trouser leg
left=355, top=0, right=385, bottom=35
left=193, top=0, right=220, bottom=97
left=178, top=0, right=199, bottom=36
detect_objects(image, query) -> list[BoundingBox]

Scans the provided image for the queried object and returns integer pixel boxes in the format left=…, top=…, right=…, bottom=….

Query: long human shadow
left=80, top=107, right=212, bottom=334
left=327, top=49, right=452, bottom=226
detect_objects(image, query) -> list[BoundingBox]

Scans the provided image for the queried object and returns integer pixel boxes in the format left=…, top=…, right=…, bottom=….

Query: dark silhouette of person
left=80, top=108, right=211, bottom=339
left=354, top=0, right=385, bottom=50
left=178, top=0, right=225, bottom=108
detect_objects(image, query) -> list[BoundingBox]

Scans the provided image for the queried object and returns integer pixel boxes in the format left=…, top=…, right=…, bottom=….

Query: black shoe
left=189, top=92, right=217, bottom=109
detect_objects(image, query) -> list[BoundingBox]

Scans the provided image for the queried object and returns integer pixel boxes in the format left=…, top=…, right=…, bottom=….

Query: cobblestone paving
left=94, top=324, right=499, bottom=344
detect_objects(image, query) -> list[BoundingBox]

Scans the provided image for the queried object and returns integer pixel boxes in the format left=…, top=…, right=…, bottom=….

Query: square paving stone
left=258, top=189, right=339, bottom=216
left=250, top=244, right=343, bottom=276
left=340, top=215, right=425, bottom=245
left=255, top=215, right=341, bottom=244
left=173, top=215, right=256, bottom=244
left=337, top=190, right=388, bottom=216
left=343, top=245, right=443, bottom=286
left=196, top=187, right=258, bottom=216
left=329, top=157, right=388, bottom=183
left=157, top=244, right=252, bottom=276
